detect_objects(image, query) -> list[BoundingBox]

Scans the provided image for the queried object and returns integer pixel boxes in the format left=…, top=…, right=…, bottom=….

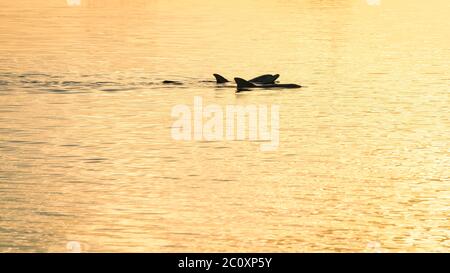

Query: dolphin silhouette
left=250, top=74, right=280, bottom=84
left=162, top=80, right=183, bottom=85
left=234, top=77, right=301, bottom=92
left=213, top=74, right=280, bottom=84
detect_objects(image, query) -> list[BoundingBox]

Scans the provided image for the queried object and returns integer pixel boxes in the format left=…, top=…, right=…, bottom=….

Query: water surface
left=0, top=0, right=449, bottom=252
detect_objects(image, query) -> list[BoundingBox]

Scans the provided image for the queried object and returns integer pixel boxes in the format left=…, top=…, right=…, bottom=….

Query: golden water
left=0, top=0, right=449, bottom=252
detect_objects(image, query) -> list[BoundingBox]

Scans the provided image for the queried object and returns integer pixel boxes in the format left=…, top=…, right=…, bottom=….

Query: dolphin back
left=250, top=74, right=280, bottom=84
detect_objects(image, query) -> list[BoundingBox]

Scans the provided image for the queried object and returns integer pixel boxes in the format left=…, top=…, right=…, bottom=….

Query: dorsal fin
left=234, top=77, right=256, bottom=89
left=213, top=74, right=229, bottom=84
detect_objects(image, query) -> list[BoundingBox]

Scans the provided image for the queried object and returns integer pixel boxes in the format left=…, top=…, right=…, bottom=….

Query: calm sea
left=0, top=0, right=448, bottom=252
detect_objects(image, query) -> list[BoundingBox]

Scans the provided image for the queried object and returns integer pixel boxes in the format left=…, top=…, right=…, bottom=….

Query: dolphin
left=213, top=74, right=280, bottom=84
left=250, top=74, right=280, bottom=84
left=162, top=80, right=183, bottom=85
left=234, top=77, right=301, bottom=92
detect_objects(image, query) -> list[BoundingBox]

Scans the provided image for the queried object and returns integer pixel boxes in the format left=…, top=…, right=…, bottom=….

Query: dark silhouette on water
left=161, top=74, right=300, bottom=91
left=234, top=77, right=301, bottom=92
left=213, top=74, right=280, bottom=84
left=250, top=74, right=280, bottom=84
left=162, top=80, right=183, bottom=85
left=213, top=74, right=229, bottom=84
